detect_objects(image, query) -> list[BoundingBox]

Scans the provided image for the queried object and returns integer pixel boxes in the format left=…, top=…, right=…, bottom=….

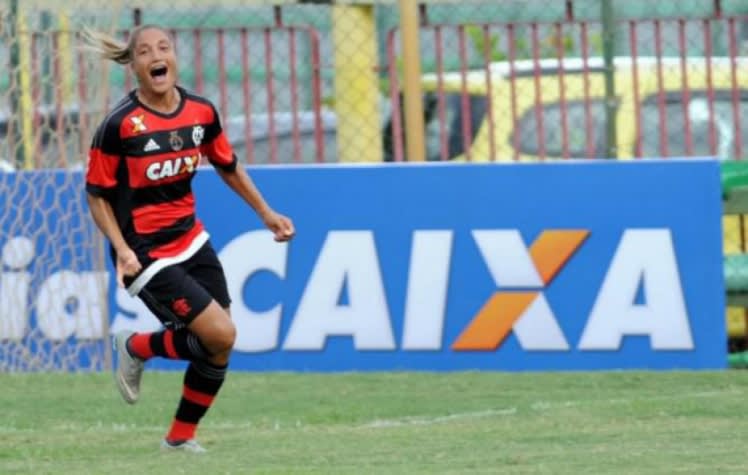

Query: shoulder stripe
left=94, top=96, right=137, bottom=148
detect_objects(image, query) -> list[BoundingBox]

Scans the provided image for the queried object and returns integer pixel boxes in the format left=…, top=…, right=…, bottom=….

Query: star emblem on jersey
left=169, top=131, right=184, bottom=151
left=130, top=115, right=147, bottom=134
left=144, top=138, right=161, bottom=152
left=192, top=125, right=205, bottom=146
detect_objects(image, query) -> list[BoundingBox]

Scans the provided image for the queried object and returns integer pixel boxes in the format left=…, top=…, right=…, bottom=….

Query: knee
left=206, top=320, right=235, bottom=366
left=213, top=319, right=236, bottom=354
left=189, top=303, right=236, bottom=359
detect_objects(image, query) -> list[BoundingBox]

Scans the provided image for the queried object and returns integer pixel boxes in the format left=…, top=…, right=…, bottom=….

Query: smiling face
left=130, top=27, right=177, bottom=97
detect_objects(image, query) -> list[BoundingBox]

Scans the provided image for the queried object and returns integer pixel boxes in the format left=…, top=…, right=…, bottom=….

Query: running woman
left=84, top=24, right=295, bottom=453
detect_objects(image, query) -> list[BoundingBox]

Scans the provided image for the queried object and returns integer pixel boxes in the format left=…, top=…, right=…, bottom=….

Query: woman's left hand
left=261, top=209, right=296, bottom=242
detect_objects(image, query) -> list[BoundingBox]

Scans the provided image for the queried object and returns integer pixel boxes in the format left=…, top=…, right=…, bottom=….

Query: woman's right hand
left=115, top=246, right=142, bottom=288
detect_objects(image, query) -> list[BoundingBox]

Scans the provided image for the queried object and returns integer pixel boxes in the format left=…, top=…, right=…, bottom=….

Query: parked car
left=385, top=56, right=748, bottom=162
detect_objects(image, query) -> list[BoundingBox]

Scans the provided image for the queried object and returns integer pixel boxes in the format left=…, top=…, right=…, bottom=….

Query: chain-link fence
left=3, top=0, right=748, bottom=169
left=2, top=0, right=748, bottom=368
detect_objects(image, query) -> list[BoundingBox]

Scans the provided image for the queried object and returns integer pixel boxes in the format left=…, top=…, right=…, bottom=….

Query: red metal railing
left=385, top=8, right=748, bottom=162
left=12, top=6, right=748, bottom=167
left=21, top=14, right=323, bottom=168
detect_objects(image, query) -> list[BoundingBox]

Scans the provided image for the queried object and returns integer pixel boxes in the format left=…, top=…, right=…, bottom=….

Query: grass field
left=1, top=371, right=747, bottom=474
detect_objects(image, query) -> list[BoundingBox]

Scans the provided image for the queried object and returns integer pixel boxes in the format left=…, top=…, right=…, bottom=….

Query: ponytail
left=80, top=24, right=171, bottom=65
left=80, top=27, right=132, bottom=64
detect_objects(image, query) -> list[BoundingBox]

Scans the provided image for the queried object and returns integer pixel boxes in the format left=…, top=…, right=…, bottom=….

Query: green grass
left=1, top=371, right=747, bottom=474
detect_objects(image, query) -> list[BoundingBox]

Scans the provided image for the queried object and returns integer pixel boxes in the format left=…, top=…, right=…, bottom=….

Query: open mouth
left=150, top=65, right=168, bottom=81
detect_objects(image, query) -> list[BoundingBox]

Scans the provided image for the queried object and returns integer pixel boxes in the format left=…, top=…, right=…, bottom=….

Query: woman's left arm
left=216, top=165, right=295, bottom=242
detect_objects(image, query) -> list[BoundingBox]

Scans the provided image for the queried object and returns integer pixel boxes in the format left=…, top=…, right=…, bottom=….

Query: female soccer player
left=84, top=25, right=295, bottom=453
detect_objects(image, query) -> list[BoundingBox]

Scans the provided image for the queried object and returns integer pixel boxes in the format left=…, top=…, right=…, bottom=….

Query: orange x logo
left=452, top=230, right=589, bottom=351
left=130, top=115, right=147, bottom=134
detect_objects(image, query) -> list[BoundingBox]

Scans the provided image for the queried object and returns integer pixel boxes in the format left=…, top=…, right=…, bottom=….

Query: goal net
left=0, top=1, right=127, bottom=371
left=0, top=0, right=339, bottom=371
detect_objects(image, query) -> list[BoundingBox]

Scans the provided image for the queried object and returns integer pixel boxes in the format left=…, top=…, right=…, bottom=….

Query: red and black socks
left=166, top=360, right=227, bottom=442
left=126, top=329, right=209, bottom=361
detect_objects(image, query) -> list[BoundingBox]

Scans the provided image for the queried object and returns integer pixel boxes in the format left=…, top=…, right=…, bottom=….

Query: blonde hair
left=81, top=24, right=170, bottom=65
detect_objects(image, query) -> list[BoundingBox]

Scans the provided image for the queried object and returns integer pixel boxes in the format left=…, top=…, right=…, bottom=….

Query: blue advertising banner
left=0, top=160, right=727, bottom=371
left=0, top=171, right=106, bottom=370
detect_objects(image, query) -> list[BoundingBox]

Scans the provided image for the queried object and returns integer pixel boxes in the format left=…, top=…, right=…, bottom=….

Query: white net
left=0, top=1, right=123, bottom=371
left=0, top=175, right=111, bottom=372
left=0, top=0, right=337, bottom=372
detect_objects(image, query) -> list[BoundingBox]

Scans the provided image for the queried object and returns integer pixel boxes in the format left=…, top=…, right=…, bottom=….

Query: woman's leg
left=163, top=243, right=236, bottom=445
left=115, top=263, right=235, bottom=448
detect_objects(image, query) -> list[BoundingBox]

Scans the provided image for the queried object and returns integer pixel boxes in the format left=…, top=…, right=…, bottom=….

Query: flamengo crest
left=192, top=125, right=205, bottom=147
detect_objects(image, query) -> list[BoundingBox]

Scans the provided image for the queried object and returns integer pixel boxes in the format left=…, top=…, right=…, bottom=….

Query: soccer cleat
left=160, top=439, right=207, bottom=453
left=113, top=330, right=145, bottom=404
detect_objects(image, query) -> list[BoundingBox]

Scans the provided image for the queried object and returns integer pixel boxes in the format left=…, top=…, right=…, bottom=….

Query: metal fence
left=383, top=7, right=748, bottom=162
left=4, top=0, right=748, bottom=169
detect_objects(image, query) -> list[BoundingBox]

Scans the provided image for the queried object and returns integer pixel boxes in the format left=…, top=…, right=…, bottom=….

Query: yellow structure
left=398, top=0, right=425, bottom=162
left=17, top=9, right=34, bottom=170
left=57, top=12, right=74, bottom=107
left=332, top=5, right=382, bottom=163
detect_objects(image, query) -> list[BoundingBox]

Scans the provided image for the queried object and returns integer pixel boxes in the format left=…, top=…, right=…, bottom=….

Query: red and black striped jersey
left=86, top=86, right=237, bottom=272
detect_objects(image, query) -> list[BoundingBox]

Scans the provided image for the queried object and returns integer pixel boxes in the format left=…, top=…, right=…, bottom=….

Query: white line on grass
left=0, top=388, right=738, bottom=435
left=361, top=407, right=518, bottom=429
left=360, top=388, right=739, bottom=430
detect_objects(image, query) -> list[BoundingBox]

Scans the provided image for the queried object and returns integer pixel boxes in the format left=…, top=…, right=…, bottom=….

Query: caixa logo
left=0, top=236, right=108, bottom=340
left=450, top=229, right=691, bottom=352
left=114, top=228, right=693, bottom=353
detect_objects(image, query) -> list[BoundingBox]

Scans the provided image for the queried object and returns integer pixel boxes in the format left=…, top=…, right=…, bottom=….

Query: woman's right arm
left=87, top=117, right=142, bottom=287
left=86, top=194, right=128, bottom=253
left=87, top=193, right=142, bottom=287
